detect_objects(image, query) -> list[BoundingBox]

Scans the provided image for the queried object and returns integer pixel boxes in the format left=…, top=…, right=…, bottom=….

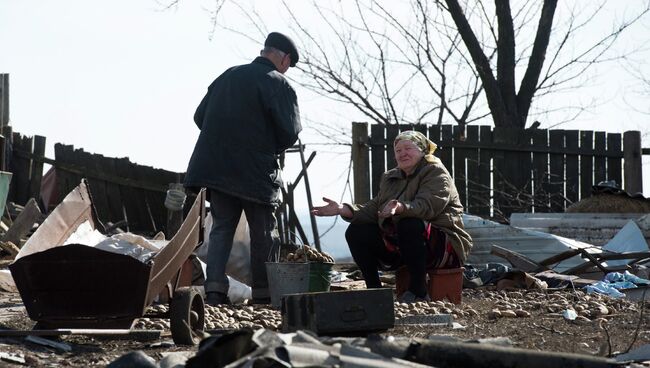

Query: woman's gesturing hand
left=378, top=199, right=404, bottom=218
left=311, top=197, right=342, bottom=217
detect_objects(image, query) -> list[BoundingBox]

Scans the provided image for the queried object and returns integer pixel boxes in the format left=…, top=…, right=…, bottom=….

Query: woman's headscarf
left=394, top=130, right=438, bottom=163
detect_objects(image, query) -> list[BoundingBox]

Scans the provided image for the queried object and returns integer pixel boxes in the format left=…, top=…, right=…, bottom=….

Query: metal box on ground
left=281, top=288, right=394, bottom=335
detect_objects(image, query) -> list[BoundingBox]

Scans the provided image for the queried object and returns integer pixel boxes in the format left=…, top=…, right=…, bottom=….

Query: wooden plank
left=66, top=146, right=84, bottom=192
left=579, top=131, right=593, bottom=200
left=429, top=125, right=441, bottom=147
left=0, top=74, right=8, bottom=127
left=564, top=130, right=579, bottom=205
left=290, top=151, right=315, bottom=187
left=606, top=133, right=622, bottom=187
left=299, top=142, right=320, bottom=251
left=0, top=126, right=8, bottom=174
left=453, top=125, right=468, bottom=209
left=548, top=130, right=565, bottom=212
left=33, top=155, right=168, bottom=193
left=563, top=251, right=610, bottom=276
left=100, top=155, right=125, bottom=224
left=398, top=124, right=412, bottom=133
left=491, top=128, right=508, bottom=220
left=439, top=125, right=453, bottom=175
left=12, top=134, right=33, bottom=205
left=518, top=130, right=533, bottom=213
left=370, top=124, right=385, bottom=197
left=593, top=132, right=606, bottom=184
left=385, top=124, right=399, bottom=169
left=2, top=198, right=42, bottom=245
left=351, top=122, right=370, bottom=203
left=127, top=160, right=158, bottom=233
left=623, top=131, right=643, bottom=194
left=538, top=249, right=584, bottom=268
left=0, top=135, right=4, bottom=172
left=476, top=126, right=492, bottom=217
left=82, top=150, right=111, bottom=223
left=284, top=185, right=308, bottom=245
left=490, top=244, right=543, bottom=272
left=53, top=144, right=72, bottom=207
left=412, top=124, right=427, bottom=136
left=465, top=126, right=480, bottom=215
left=115, top=157, right=143, bottom=232
left=28, top=135, right=46, bottom=204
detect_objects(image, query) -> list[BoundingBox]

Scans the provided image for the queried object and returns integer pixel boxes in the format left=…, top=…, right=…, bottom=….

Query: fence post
left=352, top=122, right=370, bottom=203
left=0, top=74, right=8, bottom=127
left=623, top=130, right=642, bottom=194
left=29, top=135, right=46, bottom=203
left=12, top=133, right=33, bottom=205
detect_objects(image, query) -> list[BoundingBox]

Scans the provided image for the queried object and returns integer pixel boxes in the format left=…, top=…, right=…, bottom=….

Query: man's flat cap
left=265, top=32, right=299, bottom=67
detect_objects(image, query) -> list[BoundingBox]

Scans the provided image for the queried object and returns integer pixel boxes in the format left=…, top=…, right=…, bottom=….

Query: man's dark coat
left=185, top=57, right=301, bottom=205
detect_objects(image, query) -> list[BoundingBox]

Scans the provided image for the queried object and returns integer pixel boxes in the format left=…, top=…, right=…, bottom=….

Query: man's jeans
left=205, top=189, right=277, bottom=300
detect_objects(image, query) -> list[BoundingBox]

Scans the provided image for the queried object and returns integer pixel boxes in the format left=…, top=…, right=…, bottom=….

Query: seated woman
left=312, top=130, right=472, bottom=302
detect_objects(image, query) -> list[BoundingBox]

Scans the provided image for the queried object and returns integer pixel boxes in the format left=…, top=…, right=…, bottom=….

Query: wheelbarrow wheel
left=170, top=287, right=205, bottom=345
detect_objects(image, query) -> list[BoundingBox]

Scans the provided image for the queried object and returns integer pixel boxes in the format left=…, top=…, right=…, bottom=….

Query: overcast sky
left=1, top=1, right=649, bottom=254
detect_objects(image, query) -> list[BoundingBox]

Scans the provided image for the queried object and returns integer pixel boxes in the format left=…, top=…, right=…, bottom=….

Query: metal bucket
left=308, top=262, right=333, bottom=292
left=266, top=262, right=310, bottom=308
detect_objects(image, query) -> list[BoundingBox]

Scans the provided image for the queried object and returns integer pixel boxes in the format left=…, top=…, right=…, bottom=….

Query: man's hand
left=311, top=197, right=343, bottom=217
left=378, top=199, right=404, bottom=218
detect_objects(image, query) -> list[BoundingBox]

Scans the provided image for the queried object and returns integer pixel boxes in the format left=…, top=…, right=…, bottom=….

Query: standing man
left=185, top=32, right=302, bottom=305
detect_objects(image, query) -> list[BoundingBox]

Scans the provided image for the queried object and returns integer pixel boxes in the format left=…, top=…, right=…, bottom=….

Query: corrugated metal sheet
left=463, top=215, right=601, bottom=273
left=510, top=213, right=649, bottom=246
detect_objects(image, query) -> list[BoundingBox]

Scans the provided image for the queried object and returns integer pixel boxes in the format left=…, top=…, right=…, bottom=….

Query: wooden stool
left=395, top=266, right=464, bottom=304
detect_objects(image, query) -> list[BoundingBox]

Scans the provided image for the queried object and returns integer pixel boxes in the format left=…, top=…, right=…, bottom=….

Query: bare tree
left=165, top=0, right=649, bottom=130
left=442, top=0, right=650, bottom=128
left=284, top=1, right=489, bottom=129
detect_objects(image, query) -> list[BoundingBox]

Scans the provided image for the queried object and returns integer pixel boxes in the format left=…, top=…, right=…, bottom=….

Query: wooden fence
left=2, top=126, right=47, bottom=207
left=2, top=131, right=317, bottom=245
left=53, top=143, right=185, bottom=235
left=351, top=122, right=644, bottom=220
left=2, top=130, right=186, bottom=236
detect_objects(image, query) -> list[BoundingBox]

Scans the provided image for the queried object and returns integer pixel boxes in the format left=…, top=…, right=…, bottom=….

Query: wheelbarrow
left=9, top=180, right=207, bottom=345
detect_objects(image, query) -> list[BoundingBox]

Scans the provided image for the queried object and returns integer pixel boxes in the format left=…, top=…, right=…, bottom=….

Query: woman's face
left=394, top=139, right=424, bottom=174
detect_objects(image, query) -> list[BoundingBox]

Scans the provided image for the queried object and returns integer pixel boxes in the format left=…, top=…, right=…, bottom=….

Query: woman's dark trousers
left=345, top=218, right=428, bottom=297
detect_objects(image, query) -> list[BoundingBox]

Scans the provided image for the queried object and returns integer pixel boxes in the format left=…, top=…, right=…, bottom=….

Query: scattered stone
left=515, top=309, right=530, bottom=318
left=488, top=309, right=502, bottom=319
left=106, top=351, right=158, bottom=368
left=575, top=316, right=591, bottom=323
